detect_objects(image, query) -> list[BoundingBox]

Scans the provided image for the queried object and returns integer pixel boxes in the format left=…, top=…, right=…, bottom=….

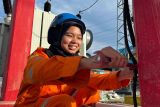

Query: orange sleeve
left=60, top=69, right=90, bottom=89
left=88, top=71, right=130, bottom=90
left=23, top=52, right=85, bottom=84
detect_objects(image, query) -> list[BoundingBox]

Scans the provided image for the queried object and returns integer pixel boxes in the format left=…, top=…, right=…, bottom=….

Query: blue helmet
left=48, top=13, right=86, bottom=45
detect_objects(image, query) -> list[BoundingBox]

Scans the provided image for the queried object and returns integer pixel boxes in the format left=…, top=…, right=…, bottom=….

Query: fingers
left=100, top=47, right=128, bottom=68
left=90, top=46, right=129, bottom=69
left=108, top=56, right=127, bottom=68
left=118, top=56, right=128, bottom=67
left=118, top=68, right=133, bottom=81
left=96, top=51, right=112, bottom=67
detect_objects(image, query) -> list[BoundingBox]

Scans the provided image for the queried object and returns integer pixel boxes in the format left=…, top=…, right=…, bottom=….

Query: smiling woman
left=61, top=26, right=83, bottom=54
left=14, top=12, right=133, bottom=107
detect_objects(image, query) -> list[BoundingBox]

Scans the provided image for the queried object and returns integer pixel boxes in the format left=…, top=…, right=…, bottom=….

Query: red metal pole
left=134, top=0, right=160, bottom=106
left=1, top=0, right=35, bottom=100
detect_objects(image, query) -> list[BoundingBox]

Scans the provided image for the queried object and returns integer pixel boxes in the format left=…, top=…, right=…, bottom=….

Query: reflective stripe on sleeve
left=27, top=56, right=44, bottom=82
left=28, top=67, right=33, bottom=81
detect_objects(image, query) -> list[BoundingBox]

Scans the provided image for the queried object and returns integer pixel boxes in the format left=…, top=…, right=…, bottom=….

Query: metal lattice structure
left=117, top=0, right=133, bottom=56
left=116, top=0, right=135, bottom=96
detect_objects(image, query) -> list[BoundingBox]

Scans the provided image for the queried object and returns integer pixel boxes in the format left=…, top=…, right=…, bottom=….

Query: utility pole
left=40, top=0, right=51, bottom=47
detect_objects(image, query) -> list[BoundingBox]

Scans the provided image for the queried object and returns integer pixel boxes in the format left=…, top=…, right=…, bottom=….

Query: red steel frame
left=134, top=0, right=160, bottom=106
left=1, top=0, right=35, bottom=101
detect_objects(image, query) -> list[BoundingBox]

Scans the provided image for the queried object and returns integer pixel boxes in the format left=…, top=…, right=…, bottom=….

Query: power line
left=79, top=0, right=100, bottom=14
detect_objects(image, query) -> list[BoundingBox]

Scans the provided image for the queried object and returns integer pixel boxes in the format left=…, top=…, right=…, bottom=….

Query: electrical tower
left=117, top=0, right=133, bottom=56
left=117, top=0, right=137, bottom=96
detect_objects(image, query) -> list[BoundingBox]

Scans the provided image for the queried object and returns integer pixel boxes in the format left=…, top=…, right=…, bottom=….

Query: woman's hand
left=117, top=67, right=134, bottom=81
left=100, top=47, right=128, bottom=68
left=79, top=54, right=109, bottom=70
left=78, top=46, right=128, bottom=70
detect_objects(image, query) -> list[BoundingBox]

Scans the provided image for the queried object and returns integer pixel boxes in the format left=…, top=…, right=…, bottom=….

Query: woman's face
left=61, top=26, right=83, bottom=54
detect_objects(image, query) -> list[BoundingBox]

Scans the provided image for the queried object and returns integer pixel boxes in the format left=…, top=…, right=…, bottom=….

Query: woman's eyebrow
left=65, top=32, right=82, bottom=36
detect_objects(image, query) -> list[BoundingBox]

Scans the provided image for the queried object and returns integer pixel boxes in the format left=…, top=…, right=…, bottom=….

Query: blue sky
left=0, top=0, right=118, bottom=54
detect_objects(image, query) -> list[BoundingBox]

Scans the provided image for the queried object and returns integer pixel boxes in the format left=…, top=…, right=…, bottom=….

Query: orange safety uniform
left=14, top=48, right=130, bottom=107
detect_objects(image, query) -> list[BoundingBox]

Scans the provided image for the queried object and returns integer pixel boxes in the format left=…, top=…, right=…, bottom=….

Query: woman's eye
left=77, top=36, right=82, bottom=40
left=66, top=34, right=73, bottom=37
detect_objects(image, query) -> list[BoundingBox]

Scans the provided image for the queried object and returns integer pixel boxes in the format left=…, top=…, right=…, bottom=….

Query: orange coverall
left=14, top=48, right=130, bottom=107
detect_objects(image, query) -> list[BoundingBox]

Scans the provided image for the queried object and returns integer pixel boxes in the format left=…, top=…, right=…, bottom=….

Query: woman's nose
left=71, top=37, right=77, bottom=43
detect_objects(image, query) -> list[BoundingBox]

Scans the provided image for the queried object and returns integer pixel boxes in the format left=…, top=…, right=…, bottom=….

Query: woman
left=14, top=13, right=133, bottom=107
